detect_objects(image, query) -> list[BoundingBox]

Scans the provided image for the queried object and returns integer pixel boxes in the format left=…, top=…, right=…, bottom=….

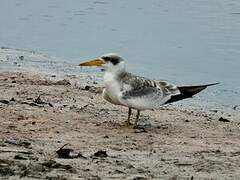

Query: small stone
left=48, top=103, right=53, bottom=107
left=151, top=149, right=156, bottom=153
left=56, top=147, right=73, bottom=159
left=19, top=56, right=24, bottom=60
left=14, top=154, right=27, bottom=160
left=93, top=150, right=108, bottom=158
left=218, top=117, right=230, bottom=122
left=84, top=85, right=91, bottom=90
left=95, top=123, right=101, bottom=126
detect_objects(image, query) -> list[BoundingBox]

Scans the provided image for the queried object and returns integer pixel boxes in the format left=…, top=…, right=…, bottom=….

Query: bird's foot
left=122, top=121, right=134, bottom=128
left=122, top=122, right=141, bottom=129
left=133, top=124, right=139, bottom=129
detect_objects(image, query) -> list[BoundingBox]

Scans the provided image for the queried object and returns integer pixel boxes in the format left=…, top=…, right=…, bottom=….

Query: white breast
left=103, top=72, right=123, bottom=105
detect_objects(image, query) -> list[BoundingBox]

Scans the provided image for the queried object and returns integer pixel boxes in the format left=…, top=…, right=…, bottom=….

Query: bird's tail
left=164, top=83, right=219, bottom=104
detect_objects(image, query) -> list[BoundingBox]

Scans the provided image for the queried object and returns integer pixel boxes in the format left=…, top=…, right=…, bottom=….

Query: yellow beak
left=79, top=58, right=105, bottom=67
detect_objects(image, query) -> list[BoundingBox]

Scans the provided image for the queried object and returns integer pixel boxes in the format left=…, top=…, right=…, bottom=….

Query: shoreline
left=0, top=71, right=240, bottom=179
left=1, top=47, right=240, bottom=114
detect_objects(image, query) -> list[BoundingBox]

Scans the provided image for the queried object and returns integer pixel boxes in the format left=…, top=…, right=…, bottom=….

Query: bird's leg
left=134, top=110, right=140, bottom=128
left=124, top=108, right=132, bottom=126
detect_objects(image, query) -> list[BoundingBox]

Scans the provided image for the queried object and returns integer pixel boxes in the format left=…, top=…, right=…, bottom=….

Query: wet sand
left=0, top=71, right=240, bottom=179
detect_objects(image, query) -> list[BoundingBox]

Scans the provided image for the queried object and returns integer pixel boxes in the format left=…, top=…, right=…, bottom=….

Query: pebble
left=14, top=154, right=27, bottom=160
left=93, top=150, right=108, bottom=158
left=218, top=117, right=230, bottom=122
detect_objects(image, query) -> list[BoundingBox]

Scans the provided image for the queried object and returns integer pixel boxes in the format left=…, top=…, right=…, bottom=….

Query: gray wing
left=119, top=73, right=180, bottom=110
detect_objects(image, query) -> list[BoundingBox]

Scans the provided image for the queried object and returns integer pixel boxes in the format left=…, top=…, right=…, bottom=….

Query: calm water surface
left=0, top=0, right=240, bottom=108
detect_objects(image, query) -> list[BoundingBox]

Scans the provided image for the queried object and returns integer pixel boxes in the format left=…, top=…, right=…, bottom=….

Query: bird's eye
left=102, top=56, right=120, bottom=65
left=110, top=58, right=120, bottom=65
left=103, top=57, right=110, bottom=61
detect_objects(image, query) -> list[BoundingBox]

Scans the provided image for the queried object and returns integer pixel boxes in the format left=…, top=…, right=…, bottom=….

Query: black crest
left=102, top=55, right=121, bottom=65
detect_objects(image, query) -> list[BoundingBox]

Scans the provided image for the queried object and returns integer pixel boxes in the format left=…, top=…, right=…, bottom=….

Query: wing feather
left=118, top=73, right=180, bottom=110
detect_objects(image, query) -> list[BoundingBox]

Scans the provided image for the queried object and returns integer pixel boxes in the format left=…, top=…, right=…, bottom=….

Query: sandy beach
left=0, top=71, right=239, bottom=180
left=1, top=0, right=240, bottom=179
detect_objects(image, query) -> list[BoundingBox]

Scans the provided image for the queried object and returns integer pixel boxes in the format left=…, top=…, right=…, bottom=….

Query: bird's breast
left=104, top=72, right=122, bottom=93
left=103, top=72, right=123, bottom=105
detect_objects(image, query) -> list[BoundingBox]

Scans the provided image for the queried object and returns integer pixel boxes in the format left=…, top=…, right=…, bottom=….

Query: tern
left=79, top=53, right=218, bottom=127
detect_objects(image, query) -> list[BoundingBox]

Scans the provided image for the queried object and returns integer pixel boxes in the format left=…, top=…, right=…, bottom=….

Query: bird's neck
left=104, top=69, right=125, bottom=82
left=104, top=61, right=126, bottom=76
left=103, top=69, right=127, bottom=93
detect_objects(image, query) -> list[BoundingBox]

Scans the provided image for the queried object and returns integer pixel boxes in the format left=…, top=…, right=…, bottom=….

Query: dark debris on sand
left=218, top=117, right=230, bottom=122
left=56, top=144, right=87, bottom=159
left=0, top=71, right=240, bottom=179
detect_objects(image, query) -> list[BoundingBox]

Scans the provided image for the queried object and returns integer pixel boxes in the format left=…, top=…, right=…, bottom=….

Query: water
left=0, top=0, right=240, bottom=110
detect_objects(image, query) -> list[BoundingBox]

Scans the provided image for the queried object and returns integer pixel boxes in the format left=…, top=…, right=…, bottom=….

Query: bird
left=79, top=53, right=218, bottom=128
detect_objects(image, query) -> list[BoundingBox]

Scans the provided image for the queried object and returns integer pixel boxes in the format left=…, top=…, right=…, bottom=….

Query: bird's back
left=117, top=73, right=180, bottom=110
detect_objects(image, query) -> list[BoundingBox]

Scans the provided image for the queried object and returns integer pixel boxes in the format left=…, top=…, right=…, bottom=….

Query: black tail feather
left=164, top=83, right=219, bottom=104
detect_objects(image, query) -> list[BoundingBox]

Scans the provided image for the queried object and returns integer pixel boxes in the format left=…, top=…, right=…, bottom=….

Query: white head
left=100, top=53, right=126, bottom=74
left=79, top=53, right=126, bottom=75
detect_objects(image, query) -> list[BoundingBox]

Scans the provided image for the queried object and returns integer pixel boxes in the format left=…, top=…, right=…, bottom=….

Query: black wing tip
left=164, top=82, right=219, bottom=105
left=179, top=82, right=220, bottom=89
left=205, top=82, right=220, bottom=86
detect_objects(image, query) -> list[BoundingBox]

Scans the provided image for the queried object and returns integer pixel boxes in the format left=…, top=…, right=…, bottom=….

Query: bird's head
left=79, top=53, right=126, bottom=74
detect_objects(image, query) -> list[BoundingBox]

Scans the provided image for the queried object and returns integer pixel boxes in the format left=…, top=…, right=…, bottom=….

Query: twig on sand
left=0, top=148, right=33, bottom=154
left=56, top=144, right=87, bottom=159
